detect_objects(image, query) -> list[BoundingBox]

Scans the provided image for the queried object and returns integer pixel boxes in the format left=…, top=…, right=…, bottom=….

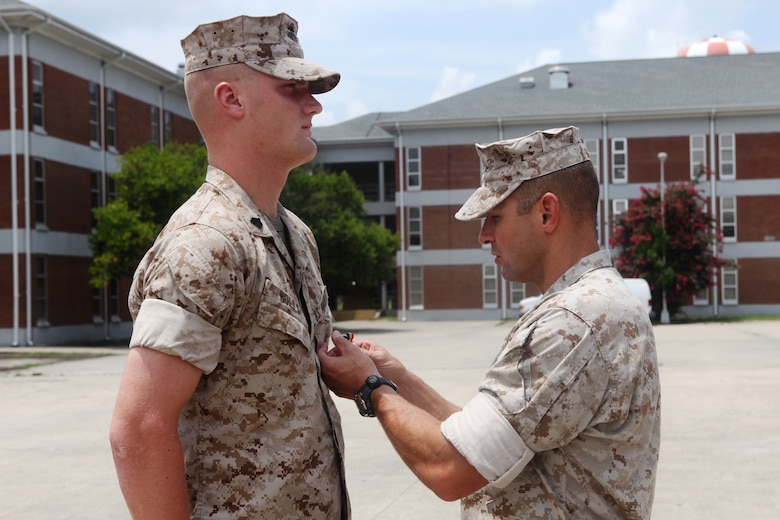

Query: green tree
left=281, top=168, right=399, bottom=307
left=610, top=179, right=730, bottom=320
left=89, top=142, right=208, bottom=287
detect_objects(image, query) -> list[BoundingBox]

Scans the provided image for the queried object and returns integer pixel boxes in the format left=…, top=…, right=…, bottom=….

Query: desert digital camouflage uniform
left=128, top=166, right=349, bottom=519
left=460, top=250, right=660, bottom=519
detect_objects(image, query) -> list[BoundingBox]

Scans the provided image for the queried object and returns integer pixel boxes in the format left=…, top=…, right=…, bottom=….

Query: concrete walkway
left=1, top=320, right=779, bottom=519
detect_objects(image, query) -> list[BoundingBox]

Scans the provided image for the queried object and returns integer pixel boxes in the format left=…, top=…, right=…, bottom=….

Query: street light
left=657, top=152, right=670, bottom=324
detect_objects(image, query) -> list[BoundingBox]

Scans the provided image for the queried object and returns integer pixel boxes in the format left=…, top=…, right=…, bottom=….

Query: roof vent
left=519, top=76, right=535, bottom=88
left=548, top=65, right=570, bottom=90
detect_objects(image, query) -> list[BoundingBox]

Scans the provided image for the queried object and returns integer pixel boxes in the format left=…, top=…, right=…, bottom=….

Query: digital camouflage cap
left=455, top=126, right=590, bottom=221
left=181, top=13, right=340, bottom=94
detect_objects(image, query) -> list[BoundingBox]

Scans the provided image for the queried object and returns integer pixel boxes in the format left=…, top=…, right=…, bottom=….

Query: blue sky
left=25, top=0, right=780, bottom=126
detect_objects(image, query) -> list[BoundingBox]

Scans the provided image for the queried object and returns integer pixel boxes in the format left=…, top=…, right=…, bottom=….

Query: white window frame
left=585, top=138, right=600, bottom=180
left=408, top=206, right=422, bottom=250
left=720, top=196, right=737, bottom=243
left=722, top=266, right=738, bottom=305
left=409, top=266, right=424, bottom=310
left=106, top=88, right=117, bottom=152
left=693, top=287, right=709, bottom=306
left=32, top=60, right=44, bottom=130
left=89, top=82, right=100, bottom=147
left=611, top=138, right=627, bottom=184
left=510, top=282, right=526, bottom=307
left=164, top=110, right=173, bottom=144
left=110, top=279, right=121, bottom=322
left=151, top=106, right=160, bottom=147
left=719, top=133, right=736, bottom=180
left=690, top=134, right=706, bottom=179
left=613, top=199, right=628, bottom=217
left=34, top=158, right=46, bottom=228
left=36, top=256, right=49, bottom=326
left=92, top=287, right=104, bottom=324
left=483, top=264, right=499, bottom=309
left=406, top=146, right=421, bottom=191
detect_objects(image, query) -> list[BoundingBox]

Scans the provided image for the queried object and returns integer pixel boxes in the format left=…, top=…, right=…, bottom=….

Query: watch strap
left=354, top=375, right=398, bottom=417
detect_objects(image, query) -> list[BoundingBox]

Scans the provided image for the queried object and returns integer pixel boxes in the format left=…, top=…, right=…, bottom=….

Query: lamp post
left=657, top=152, right=670, bottom=324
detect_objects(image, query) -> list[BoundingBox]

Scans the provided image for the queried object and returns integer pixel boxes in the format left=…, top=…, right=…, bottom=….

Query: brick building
left=0, top=1, right=200, bottom=345
left=313, top=50, right=780, bottom=320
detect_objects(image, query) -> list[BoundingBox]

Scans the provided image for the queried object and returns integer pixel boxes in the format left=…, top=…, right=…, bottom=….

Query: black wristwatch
left=354, top=374, right=398, bottom=417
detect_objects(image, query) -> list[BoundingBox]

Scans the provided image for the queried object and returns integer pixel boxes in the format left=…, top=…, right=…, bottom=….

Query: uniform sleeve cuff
left=441, top=392, right=534, bottom=488
left=129, top=298, right=222, bottom=374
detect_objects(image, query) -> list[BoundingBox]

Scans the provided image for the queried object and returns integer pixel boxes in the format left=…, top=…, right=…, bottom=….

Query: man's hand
left=351, top=337, right=407, bottom=384
left=317, top=331, right=379, bottom=399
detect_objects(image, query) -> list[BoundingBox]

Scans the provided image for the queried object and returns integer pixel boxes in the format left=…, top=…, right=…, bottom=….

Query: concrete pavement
left=1, top=319, right=779, bottom=519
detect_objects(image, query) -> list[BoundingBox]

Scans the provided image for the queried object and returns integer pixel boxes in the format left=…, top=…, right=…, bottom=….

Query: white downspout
left=396, top=123, right=407, bottom=321
left=601, top=116, right=610, bottom=247
left=2, top=20, right=20, bottom=346
left=100, top=60, right=110, bottom=340
left=709, top=110, right=719, bottom=317
left=496, top=118, right=507, bottom=320
left=158, top=86, right=164, bottom=148
left=21, top=31, right=32, bottom=345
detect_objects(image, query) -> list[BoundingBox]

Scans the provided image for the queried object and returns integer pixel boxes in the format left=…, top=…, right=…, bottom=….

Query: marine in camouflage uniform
left=318, top=127, right=660, bottom=520
left=448, top=249, right=660, bottom=518
left=128, top=168, right=349, bottom=518
left=113, top=12, right=349, bottom=520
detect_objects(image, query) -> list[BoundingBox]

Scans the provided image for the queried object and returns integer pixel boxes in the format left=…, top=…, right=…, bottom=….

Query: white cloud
left=430, top=67, right=477, bottom=102
left=346, top=99, right=370, bottom=120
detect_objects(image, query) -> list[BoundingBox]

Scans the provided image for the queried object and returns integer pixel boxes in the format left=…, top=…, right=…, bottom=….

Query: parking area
left=1, top=319, right=779, bottom=519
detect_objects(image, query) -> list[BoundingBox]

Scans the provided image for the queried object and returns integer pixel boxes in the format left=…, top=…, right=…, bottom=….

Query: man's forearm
left=391, top=369, right=461, bottom=421
left=111, top=427, right=190, bottom=519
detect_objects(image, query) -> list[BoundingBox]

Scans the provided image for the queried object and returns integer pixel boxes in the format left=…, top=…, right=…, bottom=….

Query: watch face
left=366, top=374, right=380, bottom=387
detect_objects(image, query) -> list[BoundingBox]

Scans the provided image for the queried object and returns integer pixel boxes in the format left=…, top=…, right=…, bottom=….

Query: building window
left=34, top=158, right=46, bottom=227
left=92, top=287, right=104, bottom=323
left=510, top=282, right=526, bottom=307
left=109, top=279, right=120, bottom=321
left=690, top=134, right=706, bottom=179
left=720, top=196, right=737, bottom=242
left=693, top=287, right=709, bottom=306
left=32, top=60, right=44, bottom=130
left=406, top=146, right=421, bottom=190
left=408, top=206, right=422, bottom=249
left=722, top=266, right=738, bottom=305
left=585, top=138, right=600, bottom=180
left=164, top=110, right=173, bottom=144
left=151, top=106, right=160, bottom=146
left=89, top=82, right=100, bottom=146
left=613, top=199, right=628, bottom=217
left=719, top=133, right=735, bottom=180
left=383, top=161, right=396, bottom=202
left=611, top=138, right=627, bottom=183
left=36, top=256, right=48, bottom=326
left=108, top=174, right=117, bottom=201
left=106, top=89, right=117, bottom=151
left=596, top=202, right=602, bottom=246
left=483, top=264, right=498, bottom=309
left=409, top=266, right=423, bottom=309
left=91, top=170, right=101, bottom=229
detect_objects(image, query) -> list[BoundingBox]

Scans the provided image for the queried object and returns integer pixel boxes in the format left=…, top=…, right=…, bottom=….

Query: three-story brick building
left=1, top=0, right=199, bottom=345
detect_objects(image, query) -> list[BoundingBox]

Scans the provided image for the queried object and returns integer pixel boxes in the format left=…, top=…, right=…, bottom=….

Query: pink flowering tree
left=610, top=178, right=729, bottom=320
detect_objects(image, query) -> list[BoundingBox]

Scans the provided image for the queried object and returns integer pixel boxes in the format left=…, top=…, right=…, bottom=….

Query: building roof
left=0, top=0, right=184, bottom=92
left=314, top=51, right=780, bottom=139
left=313, top=111, right=399, bottom=144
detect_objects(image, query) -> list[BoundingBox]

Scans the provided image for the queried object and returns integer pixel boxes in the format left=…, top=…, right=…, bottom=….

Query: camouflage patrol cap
left=181, top=13, right=340, bottom=94
left=455, top=126, right=590, bottom=221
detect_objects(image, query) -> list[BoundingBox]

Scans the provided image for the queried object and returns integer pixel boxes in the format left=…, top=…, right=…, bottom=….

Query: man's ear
left=214, top=81, right=244, bottom=118
left=538, top=192, right=560, bottom=231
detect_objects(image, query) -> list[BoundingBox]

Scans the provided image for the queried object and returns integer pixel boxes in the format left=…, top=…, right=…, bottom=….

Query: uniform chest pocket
left=254, top=278, right=308, bottom=343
